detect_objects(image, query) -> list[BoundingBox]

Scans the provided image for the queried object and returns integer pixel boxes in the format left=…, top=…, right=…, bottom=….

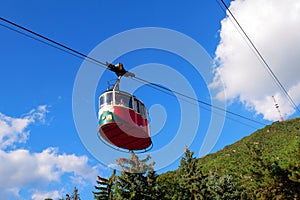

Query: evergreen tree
left=65, top=187, right=80, bottom=200
left=206, top=171, right=241, bottom=200
left=178, top=147, right=208, bottom=200
left=117, top=151, right=154, bottom=173
left=93, top=170, right=116, bottom=200
left=156, top=171, right=183, bottom=200
left=114, top=151, right=162, bottom=200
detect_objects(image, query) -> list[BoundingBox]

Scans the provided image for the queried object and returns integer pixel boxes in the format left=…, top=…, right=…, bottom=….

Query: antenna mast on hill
left=272, top=96, right=284, bottom=122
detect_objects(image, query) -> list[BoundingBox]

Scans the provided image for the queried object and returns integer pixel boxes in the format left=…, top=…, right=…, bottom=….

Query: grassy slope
left=198, top=117, right=300, bottom=176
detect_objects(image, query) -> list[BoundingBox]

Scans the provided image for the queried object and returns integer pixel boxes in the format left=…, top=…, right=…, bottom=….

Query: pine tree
left=114, top=151, right=162, bottom=200
left=156, top=171, right=182, bottom=200
left=178, top=147, right=208, bottom=200
left=65, top=187, right=80, bottom=200
left=117, top=151, right=154, bottom=173
left=206, top=171, right=241, bottom=200
left=93, top=170, right=116, bottom=200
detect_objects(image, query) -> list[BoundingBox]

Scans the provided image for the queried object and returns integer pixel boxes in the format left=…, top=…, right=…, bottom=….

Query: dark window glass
left=99, top=92, right=112, bottom=107
left=134, top=98, right=140, bottom=113
left=105, top=92, right=112, bottom=105
left=129, top=97, right=133, bottom=109
left=99, top=96, right=104, bottom=107
left=140, top=102, right=146, bottom=118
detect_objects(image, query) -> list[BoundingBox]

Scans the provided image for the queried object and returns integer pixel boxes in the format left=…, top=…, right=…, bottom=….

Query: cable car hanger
left=106, top=62, right=135, bottom=78
left=105, top=62, right=135, bottom=91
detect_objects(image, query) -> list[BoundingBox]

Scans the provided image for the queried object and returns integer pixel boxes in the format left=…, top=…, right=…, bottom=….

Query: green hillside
left=157, top=117, right=300, bottom=199
left=199, top=117, right=300, bottom=176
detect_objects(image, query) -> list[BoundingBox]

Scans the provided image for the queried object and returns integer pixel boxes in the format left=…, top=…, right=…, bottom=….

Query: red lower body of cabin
left=98, top=106, right=152, bottom=150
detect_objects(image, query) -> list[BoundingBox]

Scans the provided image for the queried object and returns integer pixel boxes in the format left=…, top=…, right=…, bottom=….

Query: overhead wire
left=0, top=17, right=107, bottom=67
left=0, top=16, right=267, bottom=127
left=0, top=22, right=87, bottom=62
left=131, top=77, right=260, bottom=129
left=217, top=0, right=300, bottom=114
left=134, top=76, right=266, bottom=126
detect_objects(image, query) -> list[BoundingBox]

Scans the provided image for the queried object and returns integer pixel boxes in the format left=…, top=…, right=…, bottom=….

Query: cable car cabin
left=98, top=90, right=152, bottom=151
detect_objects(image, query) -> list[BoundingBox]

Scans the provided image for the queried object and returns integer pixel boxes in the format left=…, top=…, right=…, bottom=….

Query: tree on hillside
left=244, top=143, right=300, bottom=199
left=178, top=147, right=208, bottom=199
left=157, top=171, right=183, bottom=199
left=93, top=169, right=116, bottom=200
left=206, top=171, right=242, bottom=200
left=117, top=151, right=154, bottom=173
left=113, top=151, right=162, bottom=200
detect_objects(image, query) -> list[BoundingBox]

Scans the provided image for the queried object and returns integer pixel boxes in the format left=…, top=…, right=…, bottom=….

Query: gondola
left=97, top=63, right=152, bottom=151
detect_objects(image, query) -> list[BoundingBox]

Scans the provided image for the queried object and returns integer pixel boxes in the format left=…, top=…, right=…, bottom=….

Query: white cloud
left=31, top=190, right=61, bottom=200
left=34, top=147, right=100, bottom=182
left=0, top=107, right=101, bottom=199
left=0, top=147, right=100, bottom=199
left=211, top=0, right=300, bottom=121
left=0, top=105, right=48, bottom=149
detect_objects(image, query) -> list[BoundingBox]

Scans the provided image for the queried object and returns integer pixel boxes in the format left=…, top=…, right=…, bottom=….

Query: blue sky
left=1, top=0, right=300, bottom=199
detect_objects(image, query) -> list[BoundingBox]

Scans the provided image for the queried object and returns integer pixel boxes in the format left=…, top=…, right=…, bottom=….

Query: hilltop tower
left=272, top=96, right=284, bottom=122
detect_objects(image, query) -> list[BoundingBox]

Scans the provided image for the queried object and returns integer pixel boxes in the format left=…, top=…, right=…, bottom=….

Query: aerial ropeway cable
left=0, top=16, right=268, bottom=134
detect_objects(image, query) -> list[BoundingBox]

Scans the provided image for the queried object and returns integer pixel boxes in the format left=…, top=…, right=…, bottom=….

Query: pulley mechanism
left=105, top=62, right=135, bottom=78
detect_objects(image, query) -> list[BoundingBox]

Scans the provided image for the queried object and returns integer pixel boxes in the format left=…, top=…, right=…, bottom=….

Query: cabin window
left=134, top=98, right=140, bottom=113
left=106, top=93, right=113, bottom=105
left=129, top=97, right=133, bottom=109
left=115, top=93, right=132, bottom=108
left=139, top=102, right=146, bottom=118
left=99, top=96, right=104, bottom=107
left=99, top=92, right=113, bottom=107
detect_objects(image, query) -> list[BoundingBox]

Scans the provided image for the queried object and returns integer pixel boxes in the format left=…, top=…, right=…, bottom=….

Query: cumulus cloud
left=0, top=148, right=100, bottom=199
left=211, top=0, right=300, bottom=121
left=0, top=105, right=48, bottom=149
left=31, top=190, right=61, bottom=200
left=0, top=107, right=100, bottom=199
